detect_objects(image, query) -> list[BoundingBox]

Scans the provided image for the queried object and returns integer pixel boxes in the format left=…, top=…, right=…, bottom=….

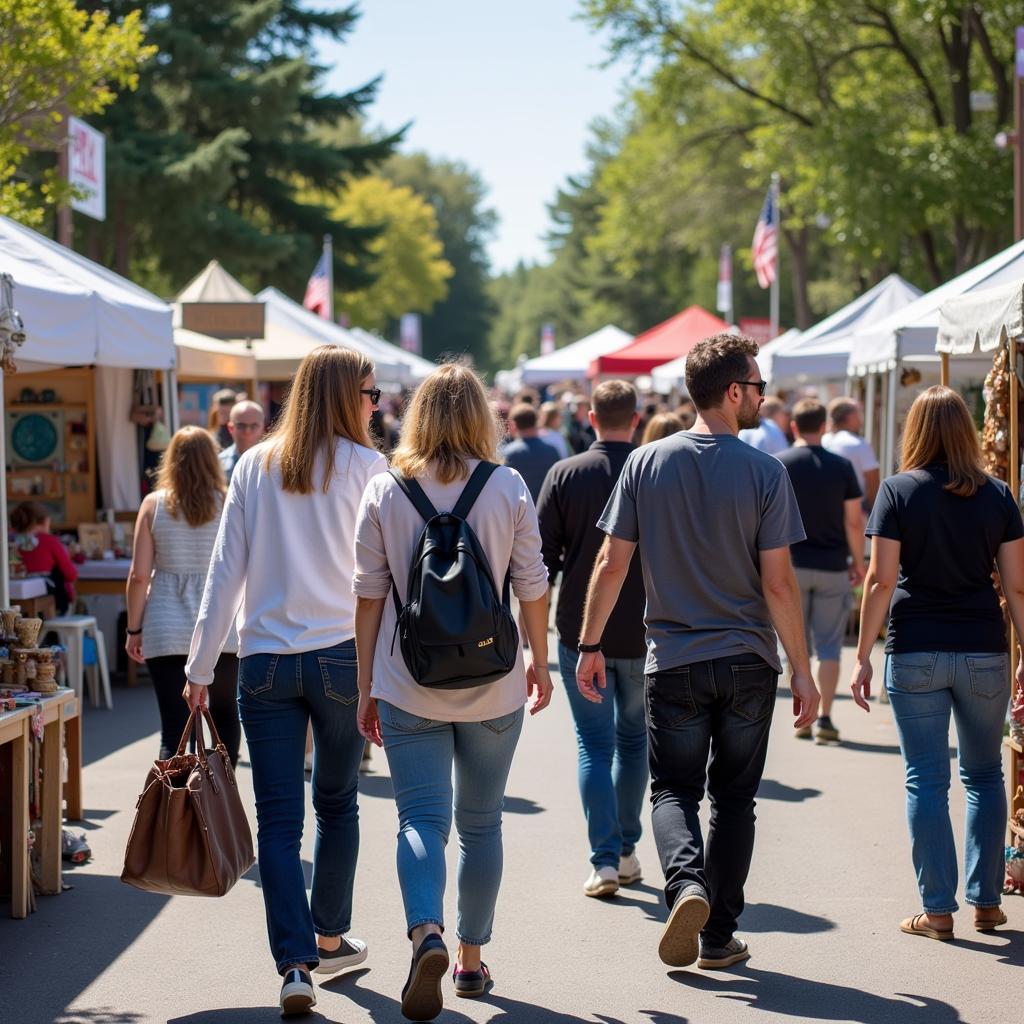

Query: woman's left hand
left=357, top=692, right=383, bottom=747
left=850, top=659, right=873, bottom=712
left=526, top=658, right=554, bottom=716
left=182, top=681, right=209, bottom=711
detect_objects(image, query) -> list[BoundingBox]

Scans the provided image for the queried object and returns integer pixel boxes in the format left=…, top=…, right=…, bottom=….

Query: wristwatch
left=577, top=640, right=602, bottom=653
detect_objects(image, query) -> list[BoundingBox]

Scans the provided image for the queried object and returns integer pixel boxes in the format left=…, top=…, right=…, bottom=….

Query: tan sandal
left=974, top=910, right=1007, bottom=932
left=900, top=913, right=954, bottom=941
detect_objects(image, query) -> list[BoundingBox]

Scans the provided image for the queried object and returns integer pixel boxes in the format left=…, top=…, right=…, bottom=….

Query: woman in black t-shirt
left=851, top=386, right=1024, bottom=941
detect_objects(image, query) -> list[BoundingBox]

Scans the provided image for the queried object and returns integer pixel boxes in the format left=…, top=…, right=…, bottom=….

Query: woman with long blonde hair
left=185, top=346, right=388, bottom=1014
left=125, top=426, right=240, bottom=764
left=851, top=385, right=1024, bottom=941
left=353, top=361, right=552, bottom=1021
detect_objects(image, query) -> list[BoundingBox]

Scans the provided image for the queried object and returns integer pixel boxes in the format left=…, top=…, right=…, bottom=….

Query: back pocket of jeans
left=318, top=655, right=358, bottom=705
left=645, top=668, right=695, bottom=729
left=239, top=653, right=278, bottom=696
left=889, top=653, right=938, bottom=692
left=731, top=661, right=777, bottom=722
left=381, top=701, right=436, bottom=732
left=966, top=654, right=1008, bottom=700
left=481, top=709, right=523, bottom=735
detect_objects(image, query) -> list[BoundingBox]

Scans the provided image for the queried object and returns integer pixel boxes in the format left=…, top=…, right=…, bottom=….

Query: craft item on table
left=1, top=607, right=21, bottom=638
left=14, top=651, right=29, bottom=688
left=15, top=617, right=43, bottom=648
left=0, top=272, right=26, bottom=374
left=7, top=544, right=25, bottom=579
left=1006, top=788, right=1024, bottom=895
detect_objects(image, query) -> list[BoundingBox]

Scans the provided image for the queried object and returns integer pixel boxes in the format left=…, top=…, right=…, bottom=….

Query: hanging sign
left=68, top=117, right=105, bottom=221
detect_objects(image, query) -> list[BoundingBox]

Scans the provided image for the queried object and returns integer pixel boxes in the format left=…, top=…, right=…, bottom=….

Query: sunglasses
left=361, top=387, right=382, bottom=405
left=732, top=380, right=768, bottom=397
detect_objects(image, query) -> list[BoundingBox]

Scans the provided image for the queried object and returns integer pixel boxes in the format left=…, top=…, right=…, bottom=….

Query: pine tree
left=80, top=1, right=402, bottom=294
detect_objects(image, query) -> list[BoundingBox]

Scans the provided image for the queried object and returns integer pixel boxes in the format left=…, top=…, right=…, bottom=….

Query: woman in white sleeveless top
left=125, top=426, right=240, bottom=764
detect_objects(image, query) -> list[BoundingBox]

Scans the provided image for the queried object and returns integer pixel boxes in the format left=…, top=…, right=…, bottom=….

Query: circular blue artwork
left=11, top=414, right=58, bottom=463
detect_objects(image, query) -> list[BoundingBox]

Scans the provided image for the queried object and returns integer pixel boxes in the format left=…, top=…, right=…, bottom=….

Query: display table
left=75, top=558, right=132, bottom=596
left=3, top=690, right=81, bottom=918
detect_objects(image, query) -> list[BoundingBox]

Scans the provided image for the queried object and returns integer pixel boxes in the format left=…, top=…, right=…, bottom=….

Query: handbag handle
left=173, top=705, right=227, bottom=767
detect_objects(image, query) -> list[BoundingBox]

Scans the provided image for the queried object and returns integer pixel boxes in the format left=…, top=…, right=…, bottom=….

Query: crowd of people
left=109, top=336, right=1016, bottom=1018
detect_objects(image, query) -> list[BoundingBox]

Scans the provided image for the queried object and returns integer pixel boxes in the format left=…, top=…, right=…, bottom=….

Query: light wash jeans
left=557, top=641, right=648, bottom=869
left=237, top=640, right=364, bottom=974
left=885, top=651, right=1009, bottom=914
left=379, top=700, right=524, bottom=945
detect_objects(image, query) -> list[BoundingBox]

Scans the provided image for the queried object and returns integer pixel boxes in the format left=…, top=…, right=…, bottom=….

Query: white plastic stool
left=43, top=615, right=113, bottom=709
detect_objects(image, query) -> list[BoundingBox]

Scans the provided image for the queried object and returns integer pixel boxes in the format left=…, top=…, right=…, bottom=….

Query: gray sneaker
left=698, top=937, right=750, bottom=970
left=658, top=885, right=710, bottom=967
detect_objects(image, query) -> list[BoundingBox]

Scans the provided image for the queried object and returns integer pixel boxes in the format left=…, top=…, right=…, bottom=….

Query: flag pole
left=769, top=172, right=780, bottom=339
left=323, top=233, right=334, bottom=323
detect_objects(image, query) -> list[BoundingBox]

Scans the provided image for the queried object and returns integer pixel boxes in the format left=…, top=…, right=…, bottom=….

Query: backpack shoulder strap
left=451, top=461, right=499, bottom=521
left=389, top=469, right=438, bottom=522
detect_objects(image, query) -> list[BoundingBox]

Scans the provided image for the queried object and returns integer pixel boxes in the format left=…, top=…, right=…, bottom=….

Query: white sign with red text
left=69, top=117, right=106, bottom=221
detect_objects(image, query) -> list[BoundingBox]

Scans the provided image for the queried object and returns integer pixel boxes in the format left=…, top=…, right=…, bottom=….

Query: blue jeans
left=885, top=651, right=1009, bottom=914
left=379, top=700, right=524, bottom=945
left=558, top=641, right=648, bottom=869
left=238, top=640, right=365, bottom=973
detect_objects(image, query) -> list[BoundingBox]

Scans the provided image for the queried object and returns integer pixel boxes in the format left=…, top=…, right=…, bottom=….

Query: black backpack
left=389, top=462, right=520, bottom=689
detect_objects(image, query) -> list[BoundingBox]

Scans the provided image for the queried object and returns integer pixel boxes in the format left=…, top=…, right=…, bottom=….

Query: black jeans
left=147, top=653, right=242, bottom=767
left=646, top=652, right=778, bottom=947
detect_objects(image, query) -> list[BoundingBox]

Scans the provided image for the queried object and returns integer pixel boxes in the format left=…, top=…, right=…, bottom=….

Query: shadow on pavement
left=0, top=872, right=168, bottom=1024
left=954, top=932, right=1024, bottom=967
left=82, top=686, right=160, bottom=767
left=670, top=966, right=968, bottom=1023
left=741, top=903, right=835, bottom=933
left=169, top=1011, right=334, bottom=1023
left=757, top=778, right=822, bottom=802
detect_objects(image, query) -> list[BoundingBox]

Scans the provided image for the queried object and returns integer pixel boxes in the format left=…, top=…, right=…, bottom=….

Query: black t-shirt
left=866, top=464, right=1024, bottom=653
left=778, top=445, right=861, bottom=572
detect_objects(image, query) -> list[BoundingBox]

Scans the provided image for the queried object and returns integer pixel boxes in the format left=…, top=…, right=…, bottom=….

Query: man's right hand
left=790, top=671, right=820, bottom=729
left=576, top=650, right=606, bottom=704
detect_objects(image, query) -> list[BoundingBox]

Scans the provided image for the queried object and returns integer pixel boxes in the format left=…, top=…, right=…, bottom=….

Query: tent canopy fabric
left=937, top=280, right=1024, bottom=354
left=521, top=325, right=633, bottom=385
left=751, top=328, right=801, bottom=381
left=589, top=307, right=728, bottom=377
left=849, top=238, right=1024, bottom=376
left=764, top=275, right=921, bottom=384
left=348, top=326, right=435, bottom=382
left=2, top=214, right=174, bottom=369
left=175, top=328, right=257, bottom=380
left=176, top=260, right=255, bottom=303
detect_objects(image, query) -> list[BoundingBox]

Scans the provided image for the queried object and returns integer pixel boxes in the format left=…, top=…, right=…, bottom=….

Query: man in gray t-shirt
left=576, top=333, right=818, bottom=973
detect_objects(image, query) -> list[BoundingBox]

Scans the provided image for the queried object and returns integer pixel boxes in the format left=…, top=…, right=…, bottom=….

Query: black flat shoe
left=453, top=961, right=492, bottom=998
left=400, top=933, right=449, bottom=1021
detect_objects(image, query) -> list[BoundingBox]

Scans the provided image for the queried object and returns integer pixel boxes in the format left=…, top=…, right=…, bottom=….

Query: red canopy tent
left=589, top=305, right=728, bottom=377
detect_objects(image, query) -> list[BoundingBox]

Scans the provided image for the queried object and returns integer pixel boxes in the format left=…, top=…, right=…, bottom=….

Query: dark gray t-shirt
left=599, top=431, right=806, bottom=674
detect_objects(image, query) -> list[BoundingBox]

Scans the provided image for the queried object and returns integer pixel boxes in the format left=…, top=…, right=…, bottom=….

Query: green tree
left=582, top=0, right=1016, bottom=325
left=80, top=1, right=401, bottom=295
left=0, top=0, right=151, bottom=224
left=315, top=175, right=452, bottom=331
left=382, top=153, right=497, bottom=363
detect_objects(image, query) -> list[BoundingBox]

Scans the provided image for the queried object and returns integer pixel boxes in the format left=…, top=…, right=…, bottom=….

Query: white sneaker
left=280, top=967, right=316, bottom=1016
left=583, top=865, right=620, bottom=898
left=313, top=936, right=368, bottom=975
left=618, top=852, right=643, bottom=885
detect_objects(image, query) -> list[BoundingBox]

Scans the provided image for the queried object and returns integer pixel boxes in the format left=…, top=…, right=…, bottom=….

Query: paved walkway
left=1, top=644, right=1019, bottom=1024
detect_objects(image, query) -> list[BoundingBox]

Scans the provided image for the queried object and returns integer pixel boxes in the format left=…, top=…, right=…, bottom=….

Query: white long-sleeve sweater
left=186, top=437, right=388, bottom=685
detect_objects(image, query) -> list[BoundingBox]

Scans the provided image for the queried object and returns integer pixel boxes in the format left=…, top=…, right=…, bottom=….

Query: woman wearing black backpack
left=354, top=361, right=553, bottom=1021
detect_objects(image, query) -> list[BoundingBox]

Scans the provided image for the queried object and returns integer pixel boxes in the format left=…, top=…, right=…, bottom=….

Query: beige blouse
left=353, top=460, right=549, bottom=722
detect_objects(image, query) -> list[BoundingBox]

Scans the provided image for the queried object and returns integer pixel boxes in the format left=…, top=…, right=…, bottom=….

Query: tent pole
left=864, top=373, right=876, bottom=446
left=0, top=367, right=8, bottom=609
left=165, top=369, right=180, bottom=434
left=884, top=364, right=898, bottom=475
left=1008, top=331, right=1019, bottom=735
left=940, top=351, right=950, bottom=387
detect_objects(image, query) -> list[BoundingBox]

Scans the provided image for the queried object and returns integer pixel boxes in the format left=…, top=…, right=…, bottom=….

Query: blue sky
left=318, top=1, right=632, bottom=273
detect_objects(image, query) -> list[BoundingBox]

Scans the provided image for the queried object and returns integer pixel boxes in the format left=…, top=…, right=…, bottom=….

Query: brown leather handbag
left=121, top=707, right=255, bottom=897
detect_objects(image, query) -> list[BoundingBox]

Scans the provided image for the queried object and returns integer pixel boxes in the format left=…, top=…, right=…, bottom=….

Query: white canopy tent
left=174, top=328, right=257, bottom=381
left=752, top=328, right=801, bottom=381
left=348, top=326, right=435, bottom=384
left=846, top=241, right=1024, bottom=475
left=936, top=279, right=1024, bottom=356
left=764, top=275, right=921, bottom=386
left=520, top=325, right=633, bottom=387
left=1, top=215, right=177, bottom=604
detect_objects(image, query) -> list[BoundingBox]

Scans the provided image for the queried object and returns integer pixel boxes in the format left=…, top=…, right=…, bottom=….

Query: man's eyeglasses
left=361, top=387, right=382, bottom=405
left=732, top=380, right=768, bottom=397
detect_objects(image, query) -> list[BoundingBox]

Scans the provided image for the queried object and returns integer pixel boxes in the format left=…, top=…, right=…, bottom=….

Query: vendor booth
left=520, top=325, right=633, bottom=388
left=589, top=307, right=728, bottom=378
left=763, top=275, right=921, bottom=388
left=937, top=280, right=1024, bottom=851
left=848, top=239, right=1024, bottom=476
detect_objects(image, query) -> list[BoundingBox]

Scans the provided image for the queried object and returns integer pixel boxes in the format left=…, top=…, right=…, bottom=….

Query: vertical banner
left=400, top=313, right=422, bottom=354
left=540, top=322, right=556, bottom=355
left=716, top=244, right=733, bottom=323
left=68, top=117, right=106, bottom=221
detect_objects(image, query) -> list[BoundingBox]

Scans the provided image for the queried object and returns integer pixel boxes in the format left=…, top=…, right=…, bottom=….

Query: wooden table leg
left=38, top=705, right=64, bottom=896
left=64, top=709, right=82, bottom=821
left=11, top=719, right=29, bottom=919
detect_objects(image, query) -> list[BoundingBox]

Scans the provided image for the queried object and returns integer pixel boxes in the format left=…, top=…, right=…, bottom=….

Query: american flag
left=751, top=187, right=778, bottom=289
left=303, top=251, right=331, bottom=319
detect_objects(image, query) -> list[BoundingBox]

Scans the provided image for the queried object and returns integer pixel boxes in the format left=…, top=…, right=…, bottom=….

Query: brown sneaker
left=658, top=886, right=710, bottom=967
